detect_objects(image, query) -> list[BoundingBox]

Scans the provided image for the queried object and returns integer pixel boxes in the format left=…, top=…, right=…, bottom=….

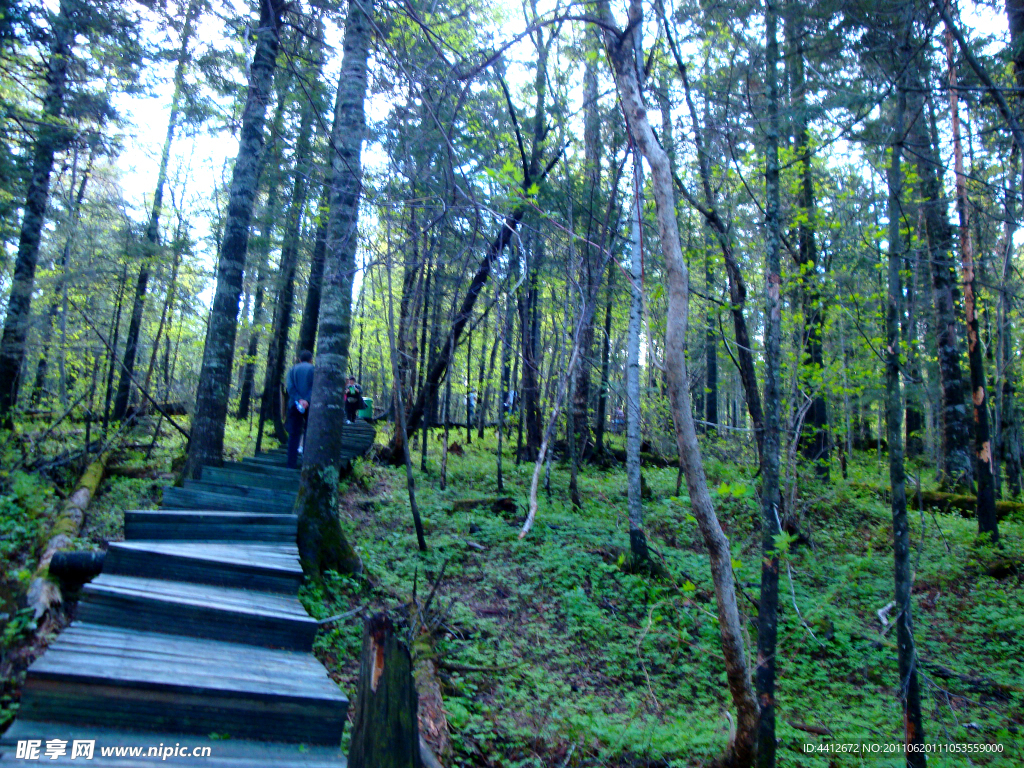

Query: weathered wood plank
left=125, top=510, right=297, bottom=543
left=79, top=575, right=316, bottom=650
left=105, top=542, right=302, bottom=593
left=161, top=487, right=294, bottom=515
left=2, top=720, right=349, bottom=766
left=184, top=479, right=297, bottom=504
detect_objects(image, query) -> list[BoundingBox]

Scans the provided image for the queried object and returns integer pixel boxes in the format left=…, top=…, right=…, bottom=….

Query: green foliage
left=297, top=434, right=1024, bottom=766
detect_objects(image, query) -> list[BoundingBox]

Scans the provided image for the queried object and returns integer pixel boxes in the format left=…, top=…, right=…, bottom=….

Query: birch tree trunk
left=597, top=3, right=758, bottom=763
left=182, top=0, right=286, bottom=479
left=296, top=0, right=372, bottom=576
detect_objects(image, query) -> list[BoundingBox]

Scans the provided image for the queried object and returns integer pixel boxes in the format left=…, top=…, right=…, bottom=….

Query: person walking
left=285, top=351, right=315, bottom=469
left=467, top=388, right=477, bottom=425
left=344, top=376, right=364, bottom=423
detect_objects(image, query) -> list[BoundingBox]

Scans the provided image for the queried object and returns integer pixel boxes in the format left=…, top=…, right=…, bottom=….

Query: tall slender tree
left=296, top=0, right=373, bottom=575
left=182, top=0, right=287, bottom=478
left=0, top=0, right=76, bottom=423
left=756, top=2, right=783, bottom=763
left=885, top=19, right=926, bottom=760
left=112, top=0, right=201, bottom=421
left=597, top=2, right=759, bottom=763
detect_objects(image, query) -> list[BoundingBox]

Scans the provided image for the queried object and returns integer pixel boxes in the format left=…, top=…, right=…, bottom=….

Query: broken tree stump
left=348, top=612, right=423, bottom=768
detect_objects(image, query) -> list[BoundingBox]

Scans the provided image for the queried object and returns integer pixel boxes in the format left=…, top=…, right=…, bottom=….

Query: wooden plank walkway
left=1, top=421, right=377, bottom=766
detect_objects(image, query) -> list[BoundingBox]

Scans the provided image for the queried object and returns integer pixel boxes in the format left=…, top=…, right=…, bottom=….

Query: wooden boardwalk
left=1, top=421, right=376, bottom=766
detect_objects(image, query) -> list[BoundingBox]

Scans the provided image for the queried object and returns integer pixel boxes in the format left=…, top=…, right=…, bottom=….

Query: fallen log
left=851, top=483, right=1024, bottom=521
left=28, top=451, right=111, bottom=617
left=49, top=551, right=105, bottom=587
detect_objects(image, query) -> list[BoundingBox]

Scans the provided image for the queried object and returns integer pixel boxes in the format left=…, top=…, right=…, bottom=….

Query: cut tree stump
left=348, top=613, right=423, bottom=768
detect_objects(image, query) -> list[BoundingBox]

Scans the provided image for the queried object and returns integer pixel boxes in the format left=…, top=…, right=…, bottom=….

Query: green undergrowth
left=300, top=429, right=1023, bottom=767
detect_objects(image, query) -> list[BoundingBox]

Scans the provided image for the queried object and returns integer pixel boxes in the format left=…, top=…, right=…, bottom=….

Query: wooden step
left=78, top=575, right=317, bottom=651
left=125, top=510, right=296, bottom=542
left=104, top=542, right=303, bottom=594
left=17, top=624, right=347, bottom=746
left=203, top=465, right=300, bottom=493
left=243, top=454, right=296, bottom=468
left=184, top=479, right=297, bottom=505
left=162, top=487, right=293, bottom=515
left=1, top=721, right=348, bottom=765
left=223, top=460, right=301, bottom=480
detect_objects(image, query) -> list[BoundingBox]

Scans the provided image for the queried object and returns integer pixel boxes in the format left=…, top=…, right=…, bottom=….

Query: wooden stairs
left=1, top=421, right=376, bottom=766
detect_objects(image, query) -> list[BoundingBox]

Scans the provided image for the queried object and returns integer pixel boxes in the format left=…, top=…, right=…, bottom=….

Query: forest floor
left=1, top=418, right=1022, bottom=767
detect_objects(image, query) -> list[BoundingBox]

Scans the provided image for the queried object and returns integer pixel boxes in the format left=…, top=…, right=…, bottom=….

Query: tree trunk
left=296, top=0, right=371, bottom=576
left=0, top=0, right=75, bottom=423
left=787, top=10, right=828, bottom=478
left=182, top=0, right=286, bottom=479
left=594, top=264, right=614, bottom=454
left=33, top=153, right=91, bottom=407
left=944, top=27, right=998, bottom=541
left=238, top=91, right=289, bottom=427
left=625, top=157, right=648, bottom=566
left=598, top=4, right=759, bottom=764
left=347, top=613, right=423, bottom=768
left=103, top=262, right=128, bottom=435
left=236, top=253, right=266, bottom=419
left=520, top=236, right=542, bottom=462
left=664, top=29, right=764, bottom=464
left=297, top=188, right=329, bottom=355
left=113, top=0, right=199, bottom=422
left=756, top=6, right=783, bottom=764
left=570, top=29, right=603, bottom=475
left=257, top=72, right=318, bottom=450
left=884, top=39, right=927, bottom=762
left=906, top=76, right=972, bottom=491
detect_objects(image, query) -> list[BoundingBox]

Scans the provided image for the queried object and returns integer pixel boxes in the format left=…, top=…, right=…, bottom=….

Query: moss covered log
left=28, top=450, right=111, bottom=616
left=853, top=482, right=1024, bottom=522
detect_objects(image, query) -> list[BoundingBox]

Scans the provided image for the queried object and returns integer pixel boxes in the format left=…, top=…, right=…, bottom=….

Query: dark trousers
left=286, top=405, right=307, bottom=469
left=345, top=401, right=359, bottom=422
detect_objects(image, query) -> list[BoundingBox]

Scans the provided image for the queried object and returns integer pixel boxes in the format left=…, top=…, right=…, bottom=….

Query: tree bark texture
left=298, top=187, right=330, bottom=354
left=297, top=0, right=372, bottom=576
left=348, top=613, right=423, bottom=768
left=945, top=28, right=998, bottom=540
left=594, top=264, right=614, bottom=454
left=885, top=43, right=927, bottom=762
left=756, top=6, right=783, bottom=764
left=599, top=3, right=759, bottom=764
left=183, top=0, right=285, bottom=478
left=625, top=158, right=647, bottom=564
left=906, top=76, right=972, bottom=491
left=258, top=75, right=318, bottom=450
left=0, top=0, right=76, bottom=423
